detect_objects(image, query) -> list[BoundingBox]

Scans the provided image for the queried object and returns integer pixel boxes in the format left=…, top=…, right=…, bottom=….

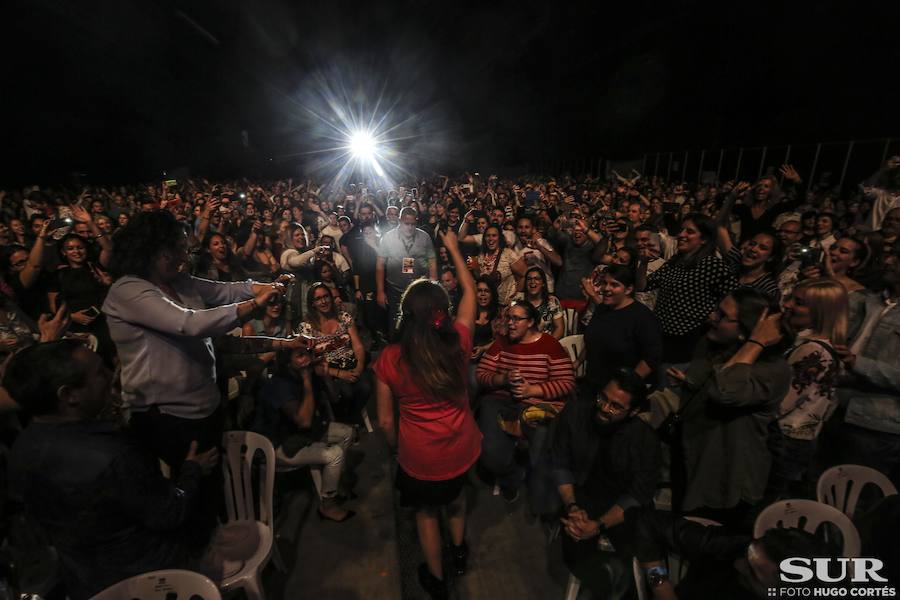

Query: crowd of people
left=0, top=158, right=899, bottom=598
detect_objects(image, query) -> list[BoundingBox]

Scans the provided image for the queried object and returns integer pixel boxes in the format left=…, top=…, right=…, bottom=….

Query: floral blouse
left=297, top=311, right=355, bottom=369
left=776, top=333, right=841, bottom=441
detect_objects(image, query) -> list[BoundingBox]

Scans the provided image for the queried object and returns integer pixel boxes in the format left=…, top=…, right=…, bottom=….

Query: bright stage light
left=349, top=131, right=376, bottom=160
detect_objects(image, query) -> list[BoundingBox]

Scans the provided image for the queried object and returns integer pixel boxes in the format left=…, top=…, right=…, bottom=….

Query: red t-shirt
left=373, top=322, right=482, bottom=481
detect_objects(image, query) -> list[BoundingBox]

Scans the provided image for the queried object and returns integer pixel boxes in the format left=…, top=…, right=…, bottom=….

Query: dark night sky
left=5, top=0, right=899, bottom=183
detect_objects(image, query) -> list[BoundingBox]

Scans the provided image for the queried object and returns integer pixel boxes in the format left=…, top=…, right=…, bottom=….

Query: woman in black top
left=641, top=214, right=737, bottom=365
left=195, top=232, right=248, bottom=282
left=472, top=275, right=500, bottom=359
left=578, top=264, right=663, bottom=389
left=2, top=221, right=52, bottom=320
left=48, top=233, right=114, bottom=362
left=716, top=226, right=783, bottom=302
left=349, top=222, right=384, bottom=341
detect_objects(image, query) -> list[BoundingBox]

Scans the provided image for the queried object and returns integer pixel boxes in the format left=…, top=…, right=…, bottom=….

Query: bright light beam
left=349, top=130, right=377, bottom=160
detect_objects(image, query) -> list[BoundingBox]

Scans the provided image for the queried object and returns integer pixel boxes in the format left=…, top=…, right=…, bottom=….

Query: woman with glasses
left=576, top=264, right=662, bottom=389
left=374, top=231, right=480, bottom=599
left=647, top=288, right=791, bottom=527
left=298, top=282, right=369, bottom=424
left=476, top=300, right=575, bottom=507
left=520, top=266, right=564, bottom=339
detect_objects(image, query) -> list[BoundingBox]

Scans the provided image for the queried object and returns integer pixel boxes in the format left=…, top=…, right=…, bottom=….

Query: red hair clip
left=431, top=309, right=449, bottom=330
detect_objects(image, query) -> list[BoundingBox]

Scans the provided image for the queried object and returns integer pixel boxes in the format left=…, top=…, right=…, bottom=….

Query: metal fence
left=535, top=138, right=898, bottom=194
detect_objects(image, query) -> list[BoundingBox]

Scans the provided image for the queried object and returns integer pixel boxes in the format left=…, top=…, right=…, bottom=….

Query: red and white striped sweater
left=476, top=333, right=575, bottom=408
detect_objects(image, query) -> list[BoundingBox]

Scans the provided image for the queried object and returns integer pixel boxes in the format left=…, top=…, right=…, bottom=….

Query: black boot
left=417, top=563, right=448, bottom=600
left=451, top=540, right=469, bottom=576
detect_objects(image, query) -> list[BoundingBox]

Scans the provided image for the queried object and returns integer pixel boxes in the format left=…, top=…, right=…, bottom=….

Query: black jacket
left=8, top=420, right=202, bottom=600
left=551, top=390, right=661, bottom=516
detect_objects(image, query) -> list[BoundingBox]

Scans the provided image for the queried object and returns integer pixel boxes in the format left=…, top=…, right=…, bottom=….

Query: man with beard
left=376, top=207, right=437, bottom=331
left=831, top=243, right=900, bottom=487
left=340, top=202, right=378, bottom=262
left=551, top=369, right=661, bottom=599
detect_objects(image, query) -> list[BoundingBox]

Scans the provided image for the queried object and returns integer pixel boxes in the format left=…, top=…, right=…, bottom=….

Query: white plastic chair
left=559, top=334, right=585, bottom=378
left=563, top=573, right=581, bottom=600
left=817, top=464, right=898, bottom=519
left=210, top=430, right=276, bottom=600
left=753, top=499, right=861, bottom=557
left=90, top=569, right=221, bottom=600
left=563, top=308, right=580, bottom=336
left=361, top=406, right=375, bottom=433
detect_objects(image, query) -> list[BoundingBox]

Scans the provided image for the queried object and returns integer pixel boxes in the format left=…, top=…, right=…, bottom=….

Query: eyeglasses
left=506, top=315, right=530, bottom=323
left=595, top=392, right=628, bottom=414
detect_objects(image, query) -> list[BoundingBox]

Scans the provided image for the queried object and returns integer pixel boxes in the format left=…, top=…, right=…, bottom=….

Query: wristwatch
left=646, top=565, right=669, bottom=588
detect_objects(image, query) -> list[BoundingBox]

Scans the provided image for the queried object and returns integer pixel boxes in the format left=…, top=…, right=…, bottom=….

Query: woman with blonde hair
left=766, top=278, right=848, bottom=500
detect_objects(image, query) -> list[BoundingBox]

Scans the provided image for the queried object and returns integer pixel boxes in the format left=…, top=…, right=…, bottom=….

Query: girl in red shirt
left=374, top=230, right=479, bottom=600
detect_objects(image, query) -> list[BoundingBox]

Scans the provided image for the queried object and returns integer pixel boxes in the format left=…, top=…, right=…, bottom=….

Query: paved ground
left=261, top=419, right=572, bottom=600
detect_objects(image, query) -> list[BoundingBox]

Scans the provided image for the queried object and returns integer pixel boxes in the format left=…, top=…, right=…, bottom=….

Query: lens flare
left=271, top=66, right=456, bottom=193
left=349, top=131, right=376, bottom=160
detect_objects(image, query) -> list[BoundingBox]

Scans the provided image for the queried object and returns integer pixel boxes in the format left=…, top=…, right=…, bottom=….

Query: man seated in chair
left=4, top=341, right=219, bottom=600
left=253, top=346, right=356, bottom=522
left=552, top=368, right=661, bottom=599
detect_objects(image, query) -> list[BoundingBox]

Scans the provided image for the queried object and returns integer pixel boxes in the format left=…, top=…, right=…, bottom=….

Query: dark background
left=5, top=0, right=899, bottom=183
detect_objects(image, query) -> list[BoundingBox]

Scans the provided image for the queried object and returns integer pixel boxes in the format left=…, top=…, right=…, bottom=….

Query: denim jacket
left=842, top=291, right=900, bottom=435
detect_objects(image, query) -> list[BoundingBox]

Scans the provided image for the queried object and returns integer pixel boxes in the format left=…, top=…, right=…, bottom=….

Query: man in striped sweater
left=476, top=301, right=575, bottom=506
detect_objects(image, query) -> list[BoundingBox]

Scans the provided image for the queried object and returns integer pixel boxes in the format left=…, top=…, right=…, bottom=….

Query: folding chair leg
left=361, top=407, right=374, bottom=433
left=564, top=574, right=581, bottom=600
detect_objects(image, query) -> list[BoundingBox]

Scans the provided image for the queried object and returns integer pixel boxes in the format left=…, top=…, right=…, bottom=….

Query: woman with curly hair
left=102, top=210, right=303, bottom=550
